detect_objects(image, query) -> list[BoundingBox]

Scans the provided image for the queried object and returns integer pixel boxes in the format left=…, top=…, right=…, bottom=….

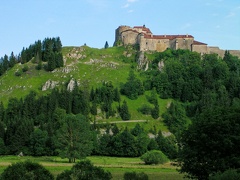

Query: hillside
left=0, top=45, right=170, bottom=132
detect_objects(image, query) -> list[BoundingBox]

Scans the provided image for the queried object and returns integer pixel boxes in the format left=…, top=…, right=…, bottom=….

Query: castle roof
left=133, top=26, right=152, bottom=34
left=144, top=34, right=194, bottom=40
left=192, top=40, right=207, bottom=45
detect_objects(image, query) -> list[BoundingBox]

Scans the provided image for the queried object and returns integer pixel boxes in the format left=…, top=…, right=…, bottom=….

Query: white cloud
left=226, top=12, right=235, bottom=18
left=216, top=25, right=221, bottom=28
left=127, top=0, right=138, bottom=2
left=128, top=10, right=134, bottom=13
left=122, top=3, right=129, bottom=8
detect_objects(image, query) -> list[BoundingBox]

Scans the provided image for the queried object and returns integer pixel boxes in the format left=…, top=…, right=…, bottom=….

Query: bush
left=0, top=161, right=54, bottom=180
left=140, top=150, right=169, bottom=165
left=124, top=171, right=148, bottom=180
left=209, top=169, right=240, bottom=180
left=138, top=104, right=152, bottom=115
left=56, top=160, right=112, bottom=180
left=22, top=65, right=29, bottom=72
left=15, top=71, right=22, bottom=76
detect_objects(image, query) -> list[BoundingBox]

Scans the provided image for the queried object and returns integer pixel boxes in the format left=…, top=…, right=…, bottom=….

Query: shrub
left=124, top=171, right=148, bottom=180
left=22, top=65, right=29, bottom=72
left=0, top=161, right=54, bottom=180
left=56, top=160, right=112, bottom=180
left=209, top=169, right=240, bottom=180
left=15, top=71, right=22, bottom=76
left=138, top=104, right=152, bottom=115
left=140, top=150, right=169, bottom=165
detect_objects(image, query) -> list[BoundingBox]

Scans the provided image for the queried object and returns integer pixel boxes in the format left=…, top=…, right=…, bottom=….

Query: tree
left=119, top=100, right=131, bottom=120
left=9, top=52, right=16, bottom=68
left=121, top=70, right=144, bottom=100
left=151, top=101, right=159, bottom=119
left=0, top=161, right=54, bottom=180
left=112, top=128, right=137, bottom=157
left=29, top=129, right=48, bottom=156
left=56, top=160, right=112, bottom=180
left=178, top=107, right=240, bottom=179
left=104, top=41, right=109, bottom=49
left=140, top=150, right=169, bottom=165
left=124, top=171, right=148, bottom=180
left=56, top=114, right=93, bottom=163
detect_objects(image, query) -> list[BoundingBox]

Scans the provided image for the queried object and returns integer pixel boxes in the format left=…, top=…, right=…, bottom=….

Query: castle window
left=146, top=42, right=148, bottom=45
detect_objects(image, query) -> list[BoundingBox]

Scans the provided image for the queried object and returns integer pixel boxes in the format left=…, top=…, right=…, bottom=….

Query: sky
left=0, top=0, right=239, bottom=57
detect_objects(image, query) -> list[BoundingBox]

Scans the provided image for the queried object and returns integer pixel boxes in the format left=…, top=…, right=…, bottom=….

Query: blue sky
left=0, top=0, right=239, bottom=57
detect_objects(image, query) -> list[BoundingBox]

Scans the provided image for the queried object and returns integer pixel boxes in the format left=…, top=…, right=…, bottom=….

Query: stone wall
left=115, top=25, right=240, bottom=58
left=192, top=44, right=208, bottom=54
left=121, top=30, right=138, bottom=45
left=175, top=38, right=194, bottom=50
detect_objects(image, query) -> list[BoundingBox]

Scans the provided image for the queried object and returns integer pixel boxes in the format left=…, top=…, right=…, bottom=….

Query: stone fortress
left=114, top=25, right=240, bottom=58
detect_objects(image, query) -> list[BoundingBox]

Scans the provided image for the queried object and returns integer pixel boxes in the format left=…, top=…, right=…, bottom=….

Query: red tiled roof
left=133, top=26, right=152, bottom=34
left=144, top=34, right=194, bottom=40
left=192, top=40, right=207, bottom=45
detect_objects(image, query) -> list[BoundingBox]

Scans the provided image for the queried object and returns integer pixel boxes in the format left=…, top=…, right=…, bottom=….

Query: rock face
left=158, top=61, right=165, bottom=71
left=42, top=80, right=59, bottom=91
left=67, top=79, right=75, bottom=92
left=137, top=51, right=148, bottom=70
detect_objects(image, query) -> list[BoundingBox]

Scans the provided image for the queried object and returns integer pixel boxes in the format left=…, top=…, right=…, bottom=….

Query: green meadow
left=0, top=156, right=185, bottom=180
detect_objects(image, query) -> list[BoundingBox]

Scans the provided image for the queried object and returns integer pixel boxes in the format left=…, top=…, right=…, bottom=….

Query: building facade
left=115, top=25, right=240, bottom=57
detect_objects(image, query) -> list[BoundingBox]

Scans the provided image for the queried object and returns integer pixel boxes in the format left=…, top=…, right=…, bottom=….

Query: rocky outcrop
left=42, top=80, right=59, bottom=91
left=158, top=61, right=164, bottom=71
left=137, top=51, right=148, bottom=70
left=67, top=78, right=80, bottom=92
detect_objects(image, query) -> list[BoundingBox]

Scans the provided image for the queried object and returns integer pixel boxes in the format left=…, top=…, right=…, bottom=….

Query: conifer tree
left=104, top=41, right=109, bottom=49
left=119, top=100, right=131, bottom=120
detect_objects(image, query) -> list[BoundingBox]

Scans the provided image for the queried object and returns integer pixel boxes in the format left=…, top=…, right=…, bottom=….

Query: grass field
left=0, top=155, right=185, bottom=180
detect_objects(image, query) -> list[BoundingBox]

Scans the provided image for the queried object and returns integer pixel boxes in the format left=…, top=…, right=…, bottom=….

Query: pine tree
left=9, top=52, right=16, bottom=68
left=104, top=41, right=109, bottom=49
left=119, top=100, right=131, bottom=120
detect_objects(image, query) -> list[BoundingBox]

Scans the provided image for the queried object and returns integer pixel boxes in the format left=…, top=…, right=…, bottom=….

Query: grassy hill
left=0, top=45, right=170, bottom=132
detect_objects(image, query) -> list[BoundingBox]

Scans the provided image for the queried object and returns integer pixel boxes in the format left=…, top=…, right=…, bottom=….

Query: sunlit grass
left=0, top=155, right=185, bottom=180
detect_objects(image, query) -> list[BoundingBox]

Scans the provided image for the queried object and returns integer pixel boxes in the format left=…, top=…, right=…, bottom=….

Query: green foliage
left=121, top=70, right=144, bottom=100
left=14, top=70, right=22, bottom=76
left=22, top=65, right=29, bottom=72
left=124, top=171, right=149, bottom=180
left=210, top=169, right=240, bottom=180
left=140, top=150, right=169, bottom=165
left=56, top=114, right=93, bottom=163
left=155, top=131, right=178, bottom=159
left=119, top=100, right=131, bottom=120
left=163, top=101, right=188, bottom=139
left=0, top=161, right=54, bottom=180
left=104, top=41, right=109, bottom=49
left=29, top=129, right=48, bottom=156
left=0, top=138, right=7, bottom=155
left=138, top=104, right=152, bottom=115
left=178, top=107, right=240, bottom=179
left=56, top=160, right=112, bottom=180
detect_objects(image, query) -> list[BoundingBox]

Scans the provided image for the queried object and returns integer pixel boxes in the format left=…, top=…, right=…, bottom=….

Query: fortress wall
left=169, top=39, right=177, bottom=50
left=115, top=26, right=131, bottom=43
left=208, top=47, right=225, bottom=57
left=208, top=47, right=240, bottom=58
left=139, top=37, right=155, bottom=51
left=229, top=50, right=240, bottom=58
left=121, top=31, right=138, bottom=45
left=156, top=39, right=169, bottom=52
left=176, top=38, right=194, bottom=50
left=192, top=44, right=208, bottom=54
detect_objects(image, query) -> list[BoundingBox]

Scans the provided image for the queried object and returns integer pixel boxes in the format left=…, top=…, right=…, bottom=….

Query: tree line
left=0, top=79, right=164, bottom=159
left=142, top=49, right=240, bottom=179
left=0, top=37, right=63, bottom=76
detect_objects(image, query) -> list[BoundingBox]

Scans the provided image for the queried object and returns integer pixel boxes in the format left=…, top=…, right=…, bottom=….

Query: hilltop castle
left=114, top=25, right=240, bottom=57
